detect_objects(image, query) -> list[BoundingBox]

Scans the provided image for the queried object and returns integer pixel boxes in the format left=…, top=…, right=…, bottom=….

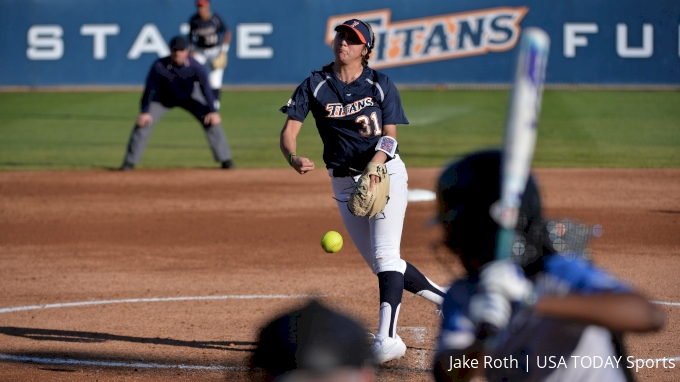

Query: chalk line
left=652, top=300, right=680, bottom=307
left=0, top=294, right=320, bottom=314
left=0, top=354, right=246, bottom=371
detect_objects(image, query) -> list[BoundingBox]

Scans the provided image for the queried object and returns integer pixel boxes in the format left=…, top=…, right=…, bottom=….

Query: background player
left=279, top=19, right=447, bottom=364
left=120, top=36, right=234, bottom=170
left=432, top=150, right=664, bottom=381
left=188, top=0, right=231, bottom=111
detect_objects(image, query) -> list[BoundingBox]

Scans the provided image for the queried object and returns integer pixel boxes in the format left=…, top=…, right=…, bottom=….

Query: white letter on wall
left=237, top=23, right=273, bottom=59
left=564, top=23, right=598, bottom=58
left=617, top=23, right=653, bottom=58
left=27, top=25, right=64, bottom=60
left=80, top=24, right=120, bottom=59
left=128, top=24, right=169, bottom=59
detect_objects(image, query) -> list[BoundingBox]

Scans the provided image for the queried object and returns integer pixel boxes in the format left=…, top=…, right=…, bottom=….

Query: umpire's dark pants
left=123, top=99, right=232, bottom=166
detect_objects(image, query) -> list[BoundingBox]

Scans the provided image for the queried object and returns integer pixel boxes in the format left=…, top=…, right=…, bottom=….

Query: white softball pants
left=192, top=46, right=225, bottom=90
left=329, top=155, right=409, bottom=275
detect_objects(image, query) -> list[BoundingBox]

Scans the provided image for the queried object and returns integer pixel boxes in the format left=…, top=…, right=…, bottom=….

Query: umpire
left=120, top=35, right=234, bottom=170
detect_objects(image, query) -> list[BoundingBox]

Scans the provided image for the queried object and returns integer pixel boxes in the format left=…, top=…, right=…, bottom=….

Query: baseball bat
left=490, top=27, right=550, bottom=260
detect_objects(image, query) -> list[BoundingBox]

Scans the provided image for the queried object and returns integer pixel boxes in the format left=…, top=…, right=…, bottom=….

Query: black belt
left=332, top=167, right=363, bottom=177
left=331, top=156, right=395, bottom=178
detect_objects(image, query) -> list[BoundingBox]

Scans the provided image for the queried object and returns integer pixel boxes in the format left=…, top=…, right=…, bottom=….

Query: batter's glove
left=469, top=260, right=534, bottom=339
left=477, top=260, right=533, bottom=303
left=211, top=52, right=228, bottom=69
left=469, top=292, right=512, bottom=335
left=347, top=162, right=390, bottom=218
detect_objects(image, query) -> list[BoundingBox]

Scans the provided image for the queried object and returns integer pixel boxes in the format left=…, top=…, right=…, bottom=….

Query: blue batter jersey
left=280, top=64, right=409, bottom=172
left=438, top=254, right=631, bottom=351
left=437, top=254, right=633, bottom=381
left=140, top=56, right=216, bottom=113
left=189, top=13, right=228, bottom=49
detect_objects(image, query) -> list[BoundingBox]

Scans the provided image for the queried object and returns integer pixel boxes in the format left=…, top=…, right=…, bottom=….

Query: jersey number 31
left=356, top=112, right=382, bottom=137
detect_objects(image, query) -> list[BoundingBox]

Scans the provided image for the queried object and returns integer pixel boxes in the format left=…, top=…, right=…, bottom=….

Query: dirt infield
left=0, top=168, right=678, bottom=381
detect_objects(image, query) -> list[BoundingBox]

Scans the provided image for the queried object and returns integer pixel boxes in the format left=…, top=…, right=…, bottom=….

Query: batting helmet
left=437, top=150, right=553, bottom=273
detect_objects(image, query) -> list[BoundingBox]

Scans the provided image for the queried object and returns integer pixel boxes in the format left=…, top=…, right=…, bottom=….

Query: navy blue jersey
left=140, top=56, right=216, bottom=113
left=189, top=13, right=228, bottom=49
left=438, top=254, right=632, bottom=350
left=281, top=64, right=409, bottom=172
left=437, top=254, right=633, bottom=381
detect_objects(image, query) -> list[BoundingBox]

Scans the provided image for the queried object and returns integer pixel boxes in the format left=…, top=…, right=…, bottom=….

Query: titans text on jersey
left=326, top=97, right=375, bottom=118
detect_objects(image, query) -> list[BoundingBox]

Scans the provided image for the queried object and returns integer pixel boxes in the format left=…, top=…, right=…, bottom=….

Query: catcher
left=279, top=19, right=448, bottom=364
left=188, top=0, right=231, bottom=111
left=251, top=299, right=377, bottom=382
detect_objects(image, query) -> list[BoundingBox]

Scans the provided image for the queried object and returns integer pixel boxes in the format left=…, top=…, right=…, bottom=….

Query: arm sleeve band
left=375, top=136, right=398, bottom=158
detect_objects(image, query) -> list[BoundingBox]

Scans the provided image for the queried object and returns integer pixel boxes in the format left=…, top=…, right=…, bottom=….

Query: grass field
left=0, top=90, right=678, bottom=171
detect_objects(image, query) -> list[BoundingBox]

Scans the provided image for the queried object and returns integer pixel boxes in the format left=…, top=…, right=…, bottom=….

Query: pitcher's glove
left=347, top=162, right=390, bottom=218
left=211, top=52, right=228, bottom=69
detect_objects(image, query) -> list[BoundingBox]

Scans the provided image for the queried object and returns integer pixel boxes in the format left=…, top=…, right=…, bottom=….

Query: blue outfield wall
left=0, top=0, right=678, bottom=86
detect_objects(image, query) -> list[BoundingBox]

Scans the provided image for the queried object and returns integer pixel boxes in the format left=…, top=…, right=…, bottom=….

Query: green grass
left=0, top=90, right=678, bottom=170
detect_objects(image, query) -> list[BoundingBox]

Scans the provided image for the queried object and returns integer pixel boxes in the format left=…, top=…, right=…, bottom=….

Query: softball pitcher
left=279, top=19, right=447, bottom=364
left=188, top=0, right=231, bottom=110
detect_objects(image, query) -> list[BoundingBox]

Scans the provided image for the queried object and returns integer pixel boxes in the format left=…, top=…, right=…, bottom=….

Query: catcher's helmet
left=437, top=151, right=552, bottom=272
left=252, top=299, right=375, bottom=379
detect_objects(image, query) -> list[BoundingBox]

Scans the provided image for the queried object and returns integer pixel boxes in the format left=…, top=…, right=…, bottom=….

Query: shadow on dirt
left=0, top=326, right=255, bottom=352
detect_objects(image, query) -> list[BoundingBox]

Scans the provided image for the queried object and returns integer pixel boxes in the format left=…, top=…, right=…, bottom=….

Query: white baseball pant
left=192, top=46, right=225, bottom=90
left=329, top=155, right=409, bottom=275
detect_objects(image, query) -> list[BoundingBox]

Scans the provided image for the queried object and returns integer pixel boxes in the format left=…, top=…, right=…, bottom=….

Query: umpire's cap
left=169, top=36, right=188, bottom=51
left=252, top=299, right=375, bottom=380
left=437, top=150, right=553, bottom=271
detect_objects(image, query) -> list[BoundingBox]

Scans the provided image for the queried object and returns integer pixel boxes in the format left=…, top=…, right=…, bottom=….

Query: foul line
left=652, top=301, right=680, bottom=307
left=1, top=297, right=675, bottom=314
left=0, top=294, right=320, bottom=314
left=0, top=354, right=246, bottom=371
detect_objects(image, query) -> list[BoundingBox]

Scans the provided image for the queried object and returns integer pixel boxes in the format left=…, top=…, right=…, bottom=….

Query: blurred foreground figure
left=432, top=150, right=664, bottom=382
left=252, top=299, right=376, bottom=382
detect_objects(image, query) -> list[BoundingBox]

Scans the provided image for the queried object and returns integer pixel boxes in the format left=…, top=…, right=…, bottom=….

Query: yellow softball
left=320, top=231, right=343, bottom=253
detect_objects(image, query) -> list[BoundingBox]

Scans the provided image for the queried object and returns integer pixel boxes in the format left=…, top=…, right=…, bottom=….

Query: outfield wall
left=0, top=0, right=678, bottom=87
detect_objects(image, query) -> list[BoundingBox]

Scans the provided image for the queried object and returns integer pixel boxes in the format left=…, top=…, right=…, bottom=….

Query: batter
left=432, top=151, right=664, bottom=381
